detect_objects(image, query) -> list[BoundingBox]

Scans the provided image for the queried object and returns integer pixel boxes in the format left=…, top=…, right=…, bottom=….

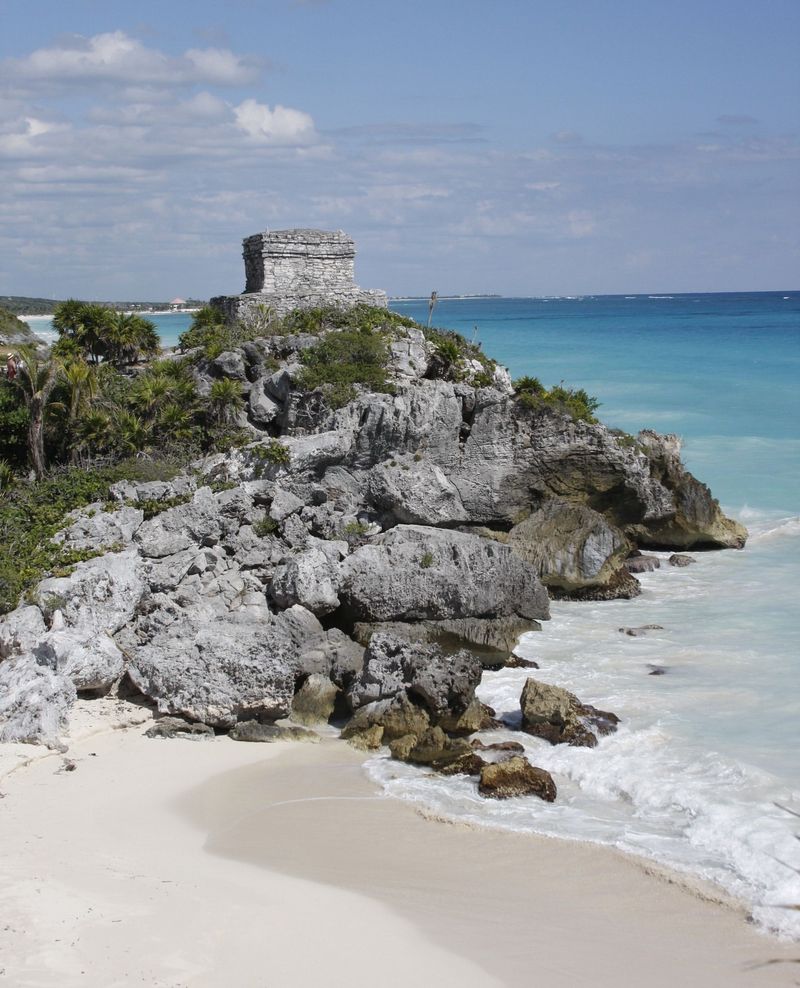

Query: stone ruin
left=210, top=228, right=387, bottom=321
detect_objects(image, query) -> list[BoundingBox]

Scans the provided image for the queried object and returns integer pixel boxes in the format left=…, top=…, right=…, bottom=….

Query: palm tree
left=106, top=313, right=160, bottom=366
left=10, top=345, right=61, bottom=479
left=57, top=359, right=98, bottom=463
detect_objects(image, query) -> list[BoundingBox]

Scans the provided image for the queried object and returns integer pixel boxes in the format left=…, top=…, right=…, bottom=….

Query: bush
left=515, top=379, right=600, bottom=423
left=296, top=326, right=392, bottom=407
left=0, top=458, right=185, bottom=613
left=420, top=551, right=435, bottom=569
left=254, top=515, right=278, bottom=537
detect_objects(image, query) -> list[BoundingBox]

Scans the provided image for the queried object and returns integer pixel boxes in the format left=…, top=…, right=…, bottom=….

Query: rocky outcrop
left=0, top=291, right=746, bottom=753
left=507, top=500, right=637, bottom=600
left=339, top=526, right=549, bottom=629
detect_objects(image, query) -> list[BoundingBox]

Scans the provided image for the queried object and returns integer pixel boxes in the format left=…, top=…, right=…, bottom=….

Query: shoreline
left=1, top=710, right=797, bottom=986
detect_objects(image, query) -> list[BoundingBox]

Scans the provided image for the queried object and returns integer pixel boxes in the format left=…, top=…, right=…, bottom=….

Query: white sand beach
left=0, top=707, right=797, bottom=988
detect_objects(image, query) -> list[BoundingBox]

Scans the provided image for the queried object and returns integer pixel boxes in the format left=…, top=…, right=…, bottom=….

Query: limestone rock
left=56, top=504, right=144, bottom=552
left=0, top=654, right=76, bottom=748
left=34, top=630, right=124, bottom=693
left=291, top=674, right=339, bottom=725
left=34, top=551, right=145, bottom=636
left=669, top=553, right=696, bottom=567
left=339, top=525, right=549, bottom=625
left=341, top=692, right=430, bottom=742
left=347, top=633, right=482, bottom=721
left=344, top=724, right=384, bottom=751
left=478, top=757, right=557, bottom=801
left=124, top=618, right=298, bottom=728
left=271, top=545, right=341, bottom=616
left=625, top=555, right=661, bottom=574
left=0, top=605, right=47, bottom=659
left=508, top=500, right=634, bottom=599
left=520, top=678, right=619, bottom=748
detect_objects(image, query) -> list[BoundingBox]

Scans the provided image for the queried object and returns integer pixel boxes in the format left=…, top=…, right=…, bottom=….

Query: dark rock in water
left=647, top=665, right=668, bottom=676
left=505, top=655, right=539, bottom=669
left=471, top=739, right=526, bottom=754
left=624, top=555, right=661, bottom=574
left=403, top=726, right=473, bottom=767
left=291, top=674, right=339, bottom=726
left=437, top=752, right=487, bottom=777
left=520, top=677, right=619, bottom=748
left=668, top=553, right=696, bottom=567
left=229, top=722, right=319, bottom=743
left=387, top=733, right=417, bottom=761
left=619, top=624, right=664, bottom=637
left=478, top=756, right=557, bottom=801
left=145, top=716, right=214, bottom=739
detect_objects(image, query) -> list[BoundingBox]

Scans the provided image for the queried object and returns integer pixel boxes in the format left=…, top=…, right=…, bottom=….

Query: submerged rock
left=624, top=555, right=661, bottom=574
left=668, top=553, right=696, bottom=567
left=478, top=756, right=557, bottom=801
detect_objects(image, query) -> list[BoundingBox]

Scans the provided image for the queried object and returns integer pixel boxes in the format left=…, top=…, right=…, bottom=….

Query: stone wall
left=212, top=228, right=387, bottom=321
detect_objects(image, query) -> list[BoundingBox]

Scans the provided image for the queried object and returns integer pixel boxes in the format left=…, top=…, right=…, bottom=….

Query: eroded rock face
left=0, top=655, right=76, bottom=748
left=520, top=678, right=619, bottom=748
left=508, top=500, right=635, bottom=599
left=340, top=526, right=549, bottom=626
left=291, top=674, right=339, bottom=725
left=347, top=633, right=482, bottom=719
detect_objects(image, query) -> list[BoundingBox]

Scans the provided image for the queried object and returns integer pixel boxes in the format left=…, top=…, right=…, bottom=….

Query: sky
left=1, top=0, right=799, bottom=299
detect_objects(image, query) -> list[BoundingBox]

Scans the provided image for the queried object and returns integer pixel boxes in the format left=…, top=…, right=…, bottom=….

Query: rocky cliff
left=0, top=307, right=746, bottom=797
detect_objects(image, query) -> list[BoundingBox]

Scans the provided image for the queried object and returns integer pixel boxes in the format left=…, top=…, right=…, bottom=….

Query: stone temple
left=210, top=228, right=387, bottom=321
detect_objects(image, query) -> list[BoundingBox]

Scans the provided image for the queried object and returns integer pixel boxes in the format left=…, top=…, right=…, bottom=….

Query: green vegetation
left=253, top=515, right=279, bottom=537
left=420, top=551, right=435, bottom=569
left=52, top=300, right=160, bottom=366
left=0, top=305, right=36, bottom=343
left=296, top=325, right=393, bottom=409
left=514, top=376, right=601, bottom=424
left=0, top=458, right=182, bottom=614
left=135, top=493, right=193, bottom=521
left=341, top=520, right=371, bottom=542
left=423, top=326, right=497, bottom=384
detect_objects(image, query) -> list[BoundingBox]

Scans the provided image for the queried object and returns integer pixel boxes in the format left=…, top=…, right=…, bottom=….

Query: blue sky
left=1, top=0, right=798, bottom=298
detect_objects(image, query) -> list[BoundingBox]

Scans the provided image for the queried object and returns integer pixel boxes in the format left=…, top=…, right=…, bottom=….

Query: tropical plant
left=52, top=300, right=113, bottom=364
left=105, top=312, right=160, bottom=366
left=207, top=378, right=244, bottom=425
left=9, top=345, right=62, bottom=478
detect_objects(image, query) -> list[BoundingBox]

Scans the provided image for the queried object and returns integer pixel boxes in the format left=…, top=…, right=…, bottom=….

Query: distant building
left=210, top=229, right=387, bottom=322
left=169, top=297, right=187, bottom=309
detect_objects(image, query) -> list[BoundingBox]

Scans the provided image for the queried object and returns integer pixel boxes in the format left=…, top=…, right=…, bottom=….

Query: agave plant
left=207, top=377, right=244, bottom=425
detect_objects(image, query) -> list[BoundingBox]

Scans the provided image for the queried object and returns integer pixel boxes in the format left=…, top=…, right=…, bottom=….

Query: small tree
left=10, top=345, right=61, bottom=479
left=207, top=378, right=244, bottom=425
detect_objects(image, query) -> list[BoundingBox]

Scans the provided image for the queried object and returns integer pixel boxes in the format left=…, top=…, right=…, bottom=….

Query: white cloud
left=0, top=116, right=69, bottom=157
left=3, top=31, right=259, bottom=87
left=233, top=99, right=317, bottom=145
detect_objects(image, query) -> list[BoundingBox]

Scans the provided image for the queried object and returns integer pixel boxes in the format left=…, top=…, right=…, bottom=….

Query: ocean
left=24, top=291, right=800, bottom=936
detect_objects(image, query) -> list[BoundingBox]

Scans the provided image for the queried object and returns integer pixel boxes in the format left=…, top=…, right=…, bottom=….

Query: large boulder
left=0, top=605, right=47, bottom=659
left=34, top=630, right=124, bottom=693
left=0, top=654, right=76, bottom=748
left=339, top=525, right=549, bottom=627
left=34, top=550, right=145, bottom=636
left=478, top=756, right=557, bottom=801
left=520, top=678, right=619, bottom=748
left=271, top=545, right=341, bottom=616
left=340, top=692, right=430, bottom=743
left=55, top=504, right=144, bottom=552
left=347, top=633, right=482, bottom=720
left=507, top=500, right=638, bottom=600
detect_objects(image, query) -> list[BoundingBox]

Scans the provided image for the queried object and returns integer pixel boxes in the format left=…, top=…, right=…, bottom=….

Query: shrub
left=0, top=458, right=187, bottom=613
left=515, top=378, right=600, bottom=424
left=296, top=326, right=392, bottom=407
left=251, top=440, right=291, bottom=465
left=341, top=520, right=371, bottom=542
left=254, top=515, right=278, bottom=537
left=420, top=551, right=435, bottom=569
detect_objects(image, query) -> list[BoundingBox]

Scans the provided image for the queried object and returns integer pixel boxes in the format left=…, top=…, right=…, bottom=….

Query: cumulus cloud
left=2, top=31, right=260, bottom=86
left=233, top=99, right=317, bottom=145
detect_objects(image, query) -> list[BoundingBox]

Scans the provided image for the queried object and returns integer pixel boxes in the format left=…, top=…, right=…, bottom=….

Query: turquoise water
left=25, top=294, right=800, bottom=933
